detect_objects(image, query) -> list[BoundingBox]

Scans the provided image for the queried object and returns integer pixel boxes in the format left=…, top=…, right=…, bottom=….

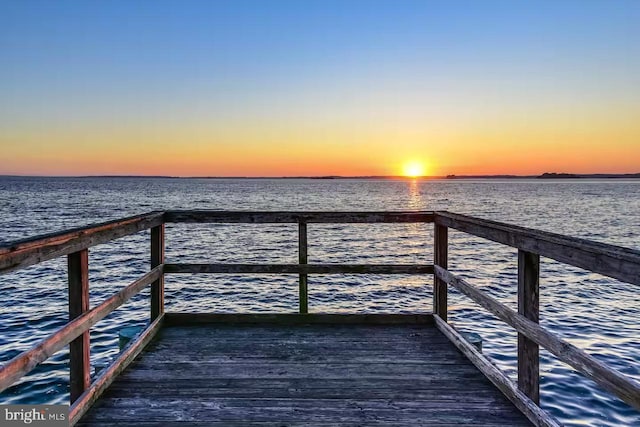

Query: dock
left=79, top=315, right=532, bottom=426
left=1, top=211, right=640, bottom=426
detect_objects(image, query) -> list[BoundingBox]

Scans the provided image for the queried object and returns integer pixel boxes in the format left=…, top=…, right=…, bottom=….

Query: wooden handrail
left=433, top=315, right=561, bottom=427
left=68, top=314, right=165, bottom=426
left=0, top=211, right=164, bottom=275
left=435, top=211, right=640, bottom=286
left=164, top=263, right=434, bottom=274
left=434, top=266, right=640, bottom=410
left=0, top=266, right=162, bottom=393
left=165, top=210, right=435, bottom=223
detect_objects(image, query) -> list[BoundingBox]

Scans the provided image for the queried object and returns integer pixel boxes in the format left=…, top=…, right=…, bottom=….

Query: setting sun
left=402, top=160, right=427, bottom=178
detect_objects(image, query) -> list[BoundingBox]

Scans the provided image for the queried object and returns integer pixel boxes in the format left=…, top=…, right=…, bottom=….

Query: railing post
left=518, top=249, right=540, bottom=404
left=298, top=221, right=308, bottom=314
left=434, top=223, right=448, bottom=320
left=151, top=225, right=165, bottom=320
left=68, top=249, right=90, bottom=403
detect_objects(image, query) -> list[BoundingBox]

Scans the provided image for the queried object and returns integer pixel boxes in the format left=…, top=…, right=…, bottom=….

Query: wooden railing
left=163, top=210, right=435, bottom=313
left=431, top=211, right=640, bottom=427
left=0, top=210, right=638, bottom=427
left=0, top=212, right=164, bottom=405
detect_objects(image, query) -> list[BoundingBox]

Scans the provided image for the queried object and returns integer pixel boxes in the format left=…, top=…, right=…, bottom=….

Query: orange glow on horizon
left=1, top=115, right=639, bottom=177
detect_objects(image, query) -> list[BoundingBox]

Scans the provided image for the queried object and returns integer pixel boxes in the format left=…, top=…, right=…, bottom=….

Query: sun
left=402, top=160, right=426, bottom=178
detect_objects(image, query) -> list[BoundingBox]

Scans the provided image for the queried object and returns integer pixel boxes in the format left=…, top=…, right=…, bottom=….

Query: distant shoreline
left=1, top=173, right=639, bottom=180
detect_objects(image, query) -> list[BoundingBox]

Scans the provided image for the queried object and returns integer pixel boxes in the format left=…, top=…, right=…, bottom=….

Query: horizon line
left=2, top=172, right=640, bottom=180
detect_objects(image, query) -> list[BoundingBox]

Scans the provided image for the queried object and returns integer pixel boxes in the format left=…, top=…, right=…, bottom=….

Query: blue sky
left=1, top=0, right=639, bottom=176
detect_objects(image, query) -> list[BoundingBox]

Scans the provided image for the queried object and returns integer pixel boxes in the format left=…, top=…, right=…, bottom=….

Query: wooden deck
left=4, top=210, right=639, bottom=425
left=77, top=316, right=531, bottom=426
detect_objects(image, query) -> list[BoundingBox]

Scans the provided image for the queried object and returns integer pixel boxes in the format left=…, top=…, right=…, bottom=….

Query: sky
left=1, top=0, right=639, bottom=177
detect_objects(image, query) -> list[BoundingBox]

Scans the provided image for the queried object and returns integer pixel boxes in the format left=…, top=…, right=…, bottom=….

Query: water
left=0, top=176, right=639, bottom=426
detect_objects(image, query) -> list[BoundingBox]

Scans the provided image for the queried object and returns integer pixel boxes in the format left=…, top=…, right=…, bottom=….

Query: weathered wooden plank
left=518, top=250, right=540, bottom=404
left=122, top=359, right=482, bottom=370
left=69, top=314, right=164, bottom=426
left=106, top=377, right=500, bottom=391
left=120, top=366, right=482, bottom=381
left=145, top=334, right=452, bottom=355
left=103, top=385, right=511, bottom=401
left=145, top=337, right=453, bottom=353
left=155, top=322, right=440, bottom=335
left=90, top=396, right=531, bottom=413
left=152, top=328, right=446, bottom=343
left=144, top=345, right=454, bottom=359
left=435, top=211, right=640, bottom=286
left=82, top=394, right=530, bottom=422
left=143, top=347, right=457, bottom=360
left=78, top=322, right=531, bottom=426
left=433, top=223, right=448, bottom=320
left=165, top=210, right=434, bottom=224
left=298, top=222, right=308, bottom=313
left=435, top=266, right=640, bottom=410
left=80, top=407, right=529, bottom=425
left=0, top=266, right=162, bottom=393
left=154, top=322, right=437, bottom=332
left=164, top=263, right=434, bottom=275
left=68, top=249, right=90, bottom=403
left=150, top=225, right=164, bottom=320
left=433, top=315, right=560, bottom=427
left=153, top=327, right=446, bottom=341
left=0, top=211, right=164, bottom=275
left=163, top=313, right=434, bottom=326
left=145, top=342, right=455, bottom=357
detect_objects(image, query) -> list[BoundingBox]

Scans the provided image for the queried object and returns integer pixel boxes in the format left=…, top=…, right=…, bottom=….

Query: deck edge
left=164, top=312, right=434, bottom=326
left=433, top=314, right=562, bottom=427
left=70, top=314, right=165, bottom=426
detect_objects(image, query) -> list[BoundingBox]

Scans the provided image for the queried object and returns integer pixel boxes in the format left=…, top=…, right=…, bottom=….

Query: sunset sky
left=1, top=0, right=639, bottom=177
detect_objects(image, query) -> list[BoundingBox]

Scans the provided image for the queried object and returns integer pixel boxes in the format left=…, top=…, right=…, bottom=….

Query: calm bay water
left=0, top=176, right=639, bottom=426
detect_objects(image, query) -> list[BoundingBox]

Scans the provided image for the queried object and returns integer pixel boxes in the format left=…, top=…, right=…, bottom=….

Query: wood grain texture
left=0, top=266, right=162, bottom=393
left=78, top=322, right=531, bottom=426
left=0, top=211, right=164, bottom=274
left=68, top=249, right=90, bottom=403
left=165, top=210, right=435, bottom=224
left=435, top=211, right=640, bottom=286
left=70, top=315, right=164, bottom=426
left=298, top=222, right=308, bottom=314
left=435, top=266, right=640, bottom=410
left=518, top=250, right=540, bottom=404
left=433, top=315, right=560, bottom=427
left=434, top=224, right=448, bottom=320
left=150, top=225, right=165, bottom=320
left=163, top=313, right=434, bottom=326
left=164, top=263, right=434, bottom=275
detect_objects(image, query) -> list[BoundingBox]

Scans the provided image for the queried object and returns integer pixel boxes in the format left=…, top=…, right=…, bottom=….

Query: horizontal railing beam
left=69, top=314, right=164, bottom=426
left=435, top=211, right=640, bottom=286
left=0, top=266, right=163, bottom=393
left=164, top=263, right=434, bottom=275
left=165, top=210, right=434, bottom=224
left=434, top=266, right=640, bottom=410
left=0, top=212, right=165, bottom=275
left=433, top=315, right=561, bottom=427
left=164, top=313, right=435, bottom=326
